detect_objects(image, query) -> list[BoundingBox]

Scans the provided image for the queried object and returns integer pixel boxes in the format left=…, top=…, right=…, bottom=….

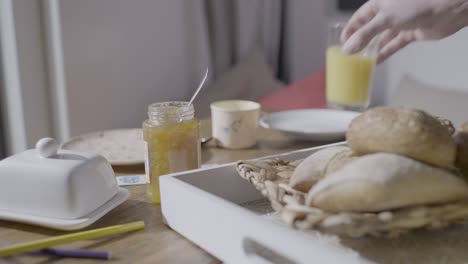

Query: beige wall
left=60, top=0, right=203, bottom=136
left=13, top=0, right=52, bottom=147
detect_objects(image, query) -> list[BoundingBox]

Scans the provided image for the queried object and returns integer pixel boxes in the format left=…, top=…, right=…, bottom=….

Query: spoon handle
left=189, top=68, right=209, bottom=105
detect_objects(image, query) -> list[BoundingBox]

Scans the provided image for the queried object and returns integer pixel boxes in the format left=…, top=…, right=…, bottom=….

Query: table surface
left=0, top=119, right=329, bottom=263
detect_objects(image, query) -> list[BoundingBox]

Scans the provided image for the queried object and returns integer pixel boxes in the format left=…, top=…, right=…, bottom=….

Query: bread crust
left=347, top=107, right=456, bottom=168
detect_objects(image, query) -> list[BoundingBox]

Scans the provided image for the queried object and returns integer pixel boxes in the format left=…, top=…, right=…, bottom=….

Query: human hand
left=341, top=0, right=468, bottom=63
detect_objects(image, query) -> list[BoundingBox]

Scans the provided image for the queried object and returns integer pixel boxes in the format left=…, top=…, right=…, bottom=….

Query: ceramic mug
left=210, top=100, right=261, bottom=149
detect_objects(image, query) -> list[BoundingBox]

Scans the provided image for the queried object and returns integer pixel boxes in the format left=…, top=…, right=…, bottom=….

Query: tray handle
left=242, top=237, right=298, bottom=264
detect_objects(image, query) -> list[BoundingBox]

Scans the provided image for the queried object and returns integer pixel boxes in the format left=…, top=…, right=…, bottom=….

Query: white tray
left=160, top=143, right=468, bottom=264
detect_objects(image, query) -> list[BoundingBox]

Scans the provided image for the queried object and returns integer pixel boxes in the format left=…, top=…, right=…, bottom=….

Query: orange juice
left=326, top=46, right=376, bottom=107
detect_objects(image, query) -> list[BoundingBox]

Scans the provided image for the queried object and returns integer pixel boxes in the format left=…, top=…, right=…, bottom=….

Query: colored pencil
left=0, top=221, right=144, bottom=257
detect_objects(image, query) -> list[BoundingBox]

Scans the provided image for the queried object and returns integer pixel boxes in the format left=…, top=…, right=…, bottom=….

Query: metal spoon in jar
left=189, top=68, right=209, bottom=106
left=187, top=68, right=209, bottom=144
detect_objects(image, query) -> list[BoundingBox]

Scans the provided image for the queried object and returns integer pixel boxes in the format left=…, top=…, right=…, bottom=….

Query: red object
left=258, top=68, right=326, bottom=110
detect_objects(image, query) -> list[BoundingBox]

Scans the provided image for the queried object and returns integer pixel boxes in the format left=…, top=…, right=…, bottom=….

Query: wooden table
left=0, top=120, right=327, bottom=263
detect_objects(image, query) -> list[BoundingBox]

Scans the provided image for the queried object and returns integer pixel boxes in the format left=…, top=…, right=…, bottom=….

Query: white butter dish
left=0, top=138, right=129, bottom=230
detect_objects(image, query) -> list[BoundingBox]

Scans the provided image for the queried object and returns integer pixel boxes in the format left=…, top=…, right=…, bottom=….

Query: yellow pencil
left=0, top=221, right=145, bottom=257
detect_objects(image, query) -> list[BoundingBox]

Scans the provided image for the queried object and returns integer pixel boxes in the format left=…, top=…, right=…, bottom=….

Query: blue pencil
left=32, top=248, right=111, bottom=259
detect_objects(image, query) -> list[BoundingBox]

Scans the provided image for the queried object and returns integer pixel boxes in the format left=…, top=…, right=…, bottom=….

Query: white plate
left=0, top=188, right=129, bottom=231
left=62, top=129, right=145, bottom=166
left=259, top=109, right=360, bottom=141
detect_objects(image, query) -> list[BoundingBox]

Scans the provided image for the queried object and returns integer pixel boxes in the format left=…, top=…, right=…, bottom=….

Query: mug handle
left=260, top=110, right=273, bottom=129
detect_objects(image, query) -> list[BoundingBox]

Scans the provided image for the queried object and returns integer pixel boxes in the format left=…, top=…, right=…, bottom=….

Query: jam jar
left=143, top=101, right=200, bottom=203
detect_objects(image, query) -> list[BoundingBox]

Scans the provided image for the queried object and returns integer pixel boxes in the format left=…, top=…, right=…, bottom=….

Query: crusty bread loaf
left=290, top=146, right=352, bottom=193
left=347, top=107, right=456, bottom=168
left=306, top=153, right=468, bottom=212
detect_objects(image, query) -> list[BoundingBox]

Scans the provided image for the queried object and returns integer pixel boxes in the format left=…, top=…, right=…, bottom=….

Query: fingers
left=377, top=32, right=415, bottom=63
left=343, top=14, right=390, bottom=54
left=377, top=29, right=398, bottom=50
left=341, top=1, right=376, bottom=43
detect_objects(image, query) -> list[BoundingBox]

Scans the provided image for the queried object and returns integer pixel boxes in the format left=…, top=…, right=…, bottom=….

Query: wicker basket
left=237, top=159, right=468, bottom=238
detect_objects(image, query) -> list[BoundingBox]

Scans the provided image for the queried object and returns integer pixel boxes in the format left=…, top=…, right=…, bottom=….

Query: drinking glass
left=326, top=21, right=380, bottom=111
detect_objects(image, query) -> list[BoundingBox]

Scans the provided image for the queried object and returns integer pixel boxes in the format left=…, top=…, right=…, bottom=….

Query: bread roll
left=290, top=146, right=351, bottom=192
left=307, top=153, right=468, bottom=212
left=347, top=107, right=456, bottom=168
left=324, top=149, right=356, bottom=175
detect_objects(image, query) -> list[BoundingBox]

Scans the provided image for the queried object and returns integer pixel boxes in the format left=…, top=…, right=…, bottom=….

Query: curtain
left=188, top=0, right=332, bottom=116
left=191, top=0, right=288, bottom=116
left=337, top=0, right=367, bottom=11
left=205, top=0, right=284, bottom=79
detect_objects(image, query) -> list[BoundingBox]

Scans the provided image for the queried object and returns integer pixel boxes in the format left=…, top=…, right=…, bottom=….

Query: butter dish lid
left=0, top=138, right=129, bottom=230
left=0, top=138, right=117, bottom=179
left=4, top=137, right=98, bottom=164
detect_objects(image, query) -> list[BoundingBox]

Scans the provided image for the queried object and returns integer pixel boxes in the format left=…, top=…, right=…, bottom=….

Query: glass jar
left=143, top=101, right=200, bottom=203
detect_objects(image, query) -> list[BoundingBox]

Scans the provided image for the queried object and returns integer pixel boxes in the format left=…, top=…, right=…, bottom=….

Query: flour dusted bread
left=289, top=146, right=353, bottom=192
left=347, top=107, right=456, bottom=168
left=306, top=153, right=468, bottom=212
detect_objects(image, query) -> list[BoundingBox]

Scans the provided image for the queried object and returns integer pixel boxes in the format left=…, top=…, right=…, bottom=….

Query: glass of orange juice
left=326, top=21, right=380, bottom=111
